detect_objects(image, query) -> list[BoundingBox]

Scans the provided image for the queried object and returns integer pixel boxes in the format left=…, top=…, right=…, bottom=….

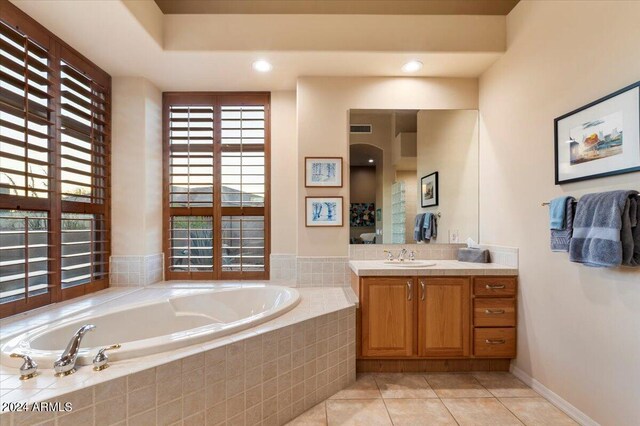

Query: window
left=163, top=93, right=270, bottom=280
left=0, top=3, right=111, bottom=318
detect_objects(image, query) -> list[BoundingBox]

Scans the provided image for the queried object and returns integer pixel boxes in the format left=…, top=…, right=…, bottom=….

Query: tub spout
left=53, top=324, right=96, bottom=376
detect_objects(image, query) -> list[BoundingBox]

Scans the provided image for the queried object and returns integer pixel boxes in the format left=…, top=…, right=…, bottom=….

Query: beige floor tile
left=499, top=398, right=578, bottom=426
left=329, top=374, right=380, bottom=399
left=286, top=402, right=327, bottom=426
left=442, top=398, right=523, bottom=426
left=425, top=373, right=493, bottom=398
left=326, top=399, right=392, bottom=426
left=472, top=372, right=539, bottom=398
left=374, top=374, right=437, bottom=399
left=385, top=399, right=457, bottom=426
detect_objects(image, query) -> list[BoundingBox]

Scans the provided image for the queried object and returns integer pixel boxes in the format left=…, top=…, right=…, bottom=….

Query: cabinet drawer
left=474, top=299, right=515, bottom=327
left=474, top=277, right=517, bottom=297
left=474, top=328, right=516, bottom=357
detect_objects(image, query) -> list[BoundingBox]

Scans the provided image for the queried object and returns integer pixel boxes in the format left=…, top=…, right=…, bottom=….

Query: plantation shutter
left=163, top=93, right=270, bottom=280
left=0, top=3, right=112, bottom=318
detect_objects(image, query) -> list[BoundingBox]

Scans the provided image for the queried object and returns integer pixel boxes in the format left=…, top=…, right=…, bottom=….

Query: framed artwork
left=421, top=172, right=439, bottom=207
left=305, top=157, right=343, bottom=187
left=350, top=203, right=375, bottom=227
left=554, top=81, right=640, bottom=184
left=305, top=197, right=343, bottom=227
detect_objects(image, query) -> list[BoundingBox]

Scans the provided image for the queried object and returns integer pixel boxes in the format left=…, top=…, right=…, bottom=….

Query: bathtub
left=1, top=284, right=300, bottom=369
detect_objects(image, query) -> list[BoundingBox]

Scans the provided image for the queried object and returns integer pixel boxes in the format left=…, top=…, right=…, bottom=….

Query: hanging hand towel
left=550, top=196, right=576, bottom=252
left=422, top=212, right=433, bottom=241
left=621, top=195, right=640, bottom=267
left=549, top=196, right=570, bottom=230
left=569, top=190, right=639, bottom=267
left=414, top=214, right=425, bottom=242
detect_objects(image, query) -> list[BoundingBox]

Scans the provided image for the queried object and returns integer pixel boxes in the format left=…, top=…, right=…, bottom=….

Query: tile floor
left=287, top=372, right=577, bottom=425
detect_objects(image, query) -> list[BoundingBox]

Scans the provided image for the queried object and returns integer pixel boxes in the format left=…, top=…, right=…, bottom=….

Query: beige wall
left=111, top=77, right=163, bottom=256
left=417, top=110, right=479, bottom=243
left=479, top=1, right=640, bottom=424
left=270, top=91, right=298, bottom=254
left=298, top=77, right=479, bottom=256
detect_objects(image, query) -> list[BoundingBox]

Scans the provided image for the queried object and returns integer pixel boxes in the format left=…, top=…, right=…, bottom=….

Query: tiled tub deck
left=0, top=286, right=357, bottom=426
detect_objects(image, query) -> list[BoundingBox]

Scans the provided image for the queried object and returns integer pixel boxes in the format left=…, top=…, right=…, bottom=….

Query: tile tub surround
left=0, top=285, right=356, bottom=425
left=348, top=259, right=518, bottom=276
left=296, top=257, right=350, bottom=288
left=109, top=254, right=164, bottom=287
left=288, top=372, right=578, bottom=426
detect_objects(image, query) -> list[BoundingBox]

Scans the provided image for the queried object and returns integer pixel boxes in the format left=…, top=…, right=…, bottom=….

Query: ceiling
left=11, top=0, right=510, bottom=91
left=154, top=0, right=519, bottom=16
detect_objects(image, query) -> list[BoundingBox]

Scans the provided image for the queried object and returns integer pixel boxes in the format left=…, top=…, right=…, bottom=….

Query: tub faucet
left=54, top=324, right=96, bottom=376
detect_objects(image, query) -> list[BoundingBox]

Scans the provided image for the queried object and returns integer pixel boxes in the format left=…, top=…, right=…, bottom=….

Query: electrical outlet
left=449, top=229, right=460, bottom=243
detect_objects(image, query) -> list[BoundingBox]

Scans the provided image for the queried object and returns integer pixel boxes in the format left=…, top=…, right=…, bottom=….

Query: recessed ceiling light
left=402, top=60, right=423, bottom=73
left=368, top=159, right=374, bottom=163
left=252, top=60, right=272, bottom=73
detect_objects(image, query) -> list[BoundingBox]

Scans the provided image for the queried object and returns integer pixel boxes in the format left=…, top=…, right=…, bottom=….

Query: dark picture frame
left=421, top=172, right=439, bottom=207
left=554, top=81, right=640, bottom=184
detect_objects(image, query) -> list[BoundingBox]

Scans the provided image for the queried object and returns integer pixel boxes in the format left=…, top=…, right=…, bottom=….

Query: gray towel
left=422, top=213, right=437, bottom=241
left=414, top=214, right=425, bottom=242
left=569, top=190, right=639, bottom=267
left=622, top=195, right=640, bottom=267
left=550, top=197, right=576, bottom=252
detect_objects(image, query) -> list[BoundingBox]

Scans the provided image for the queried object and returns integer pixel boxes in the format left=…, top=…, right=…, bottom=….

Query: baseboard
left=510, top=364, right=599, bottom=426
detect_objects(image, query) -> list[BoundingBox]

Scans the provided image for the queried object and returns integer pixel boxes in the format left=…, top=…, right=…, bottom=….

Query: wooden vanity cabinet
left=417, top=277, right=470, bottom=357
left=356, top=274, right=517, bottom=364
left=361, top=277, right=415, bottom=357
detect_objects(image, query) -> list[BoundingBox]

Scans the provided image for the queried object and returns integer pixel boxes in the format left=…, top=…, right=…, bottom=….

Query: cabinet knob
left=407, top=280, right=413, bottom=301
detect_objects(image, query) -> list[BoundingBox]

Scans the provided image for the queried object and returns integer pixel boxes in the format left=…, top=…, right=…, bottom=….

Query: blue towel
left=549, top=196, right=570, bottom=230
left=414, top=214, right=425, bottom=242
left=550, top=197, right=576, bottom=252
left=569, top=190, right=639, bottom=267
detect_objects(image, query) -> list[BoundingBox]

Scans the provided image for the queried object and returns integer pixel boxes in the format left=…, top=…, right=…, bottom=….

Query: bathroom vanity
left=349, top=260, right=518, bottom=372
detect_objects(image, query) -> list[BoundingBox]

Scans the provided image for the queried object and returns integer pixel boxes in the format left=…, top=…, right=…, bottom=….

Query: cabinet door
left=361, top=277, right=415, bottom=357
left=418, top=277, right=470, bottom=357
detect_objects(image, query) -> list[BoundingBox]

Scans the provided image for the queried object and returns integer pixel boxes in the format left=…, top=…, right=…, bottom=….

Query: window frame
left=0, top=2, right=111, bottom=318
left=162, top=92, right=271, bottom=281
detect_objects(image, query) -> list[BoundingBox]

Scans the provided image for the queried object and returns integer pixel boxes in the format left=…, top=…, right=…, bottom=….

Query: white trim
left=510, top=364, right=599, bottom=426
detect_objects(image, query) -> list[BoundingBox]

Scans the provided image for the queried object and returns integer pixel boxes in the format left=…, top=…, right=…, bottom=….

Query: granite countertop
left=349, top=260, right=518, bottom=276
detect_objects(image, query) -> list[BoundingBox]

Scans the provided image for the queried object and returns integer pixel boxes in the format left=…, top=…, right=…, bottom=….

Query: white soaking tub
left=1, top=284, right=300, bottom=369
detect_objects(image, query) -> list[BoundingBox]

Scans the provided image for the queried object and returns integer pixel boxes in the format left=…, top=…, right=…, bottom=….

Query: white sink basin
left=382, top=261, right=436, bottom=268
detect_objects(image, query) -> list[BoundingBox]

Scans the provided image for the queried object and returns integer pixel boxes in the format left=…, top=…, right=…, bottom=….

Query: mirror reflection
left=349, top=109, right=479, bottom=245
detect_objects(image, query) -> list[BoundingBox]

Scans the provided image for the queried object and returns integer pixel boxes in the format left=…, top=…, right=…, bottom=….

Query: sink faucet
left=54, top=324, right=95, bottom=376
left=384, top=250, right=395, bottom=261
left=398, top=248, right=408, bottom=262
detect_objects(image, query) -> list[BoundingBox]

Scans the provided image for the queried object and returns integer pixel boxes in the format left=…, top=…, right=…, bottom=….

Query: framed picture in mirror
left=421, top=172, right=439, bottom=207
left=305, top=157, right=343, bottom=187
left=305, top=196, right=344, bottom=227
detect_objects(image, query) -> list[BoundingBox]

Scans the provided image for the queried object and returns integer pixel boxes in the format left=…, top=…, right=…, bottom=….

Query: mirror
left=349, top=109, right=479, bottom=244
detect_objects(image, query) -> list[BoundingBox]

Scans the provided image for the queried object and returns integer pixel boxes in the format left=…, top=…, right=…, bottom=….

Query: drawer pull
left=485, top=339, right=506, bottom=345
left=420, top=280, right=426, bottom=301
left=407, top=280, right=413, bottom=301
left=485, top=284, right=506, bottom=290
left=484, top=309, right=505, bottom=315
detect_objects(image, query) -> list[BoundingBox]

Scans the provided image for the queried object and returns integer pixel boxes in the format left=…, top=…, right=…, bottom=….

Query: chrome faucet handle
left=54, top=324, right=96, bottom=377
left=10, top=353, right=38, bottom=380
left=408, top=250, right=416, bottom=261
left=93, top=344, right=121, bottom=371
left=383, top=250, right=395, bottom=261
